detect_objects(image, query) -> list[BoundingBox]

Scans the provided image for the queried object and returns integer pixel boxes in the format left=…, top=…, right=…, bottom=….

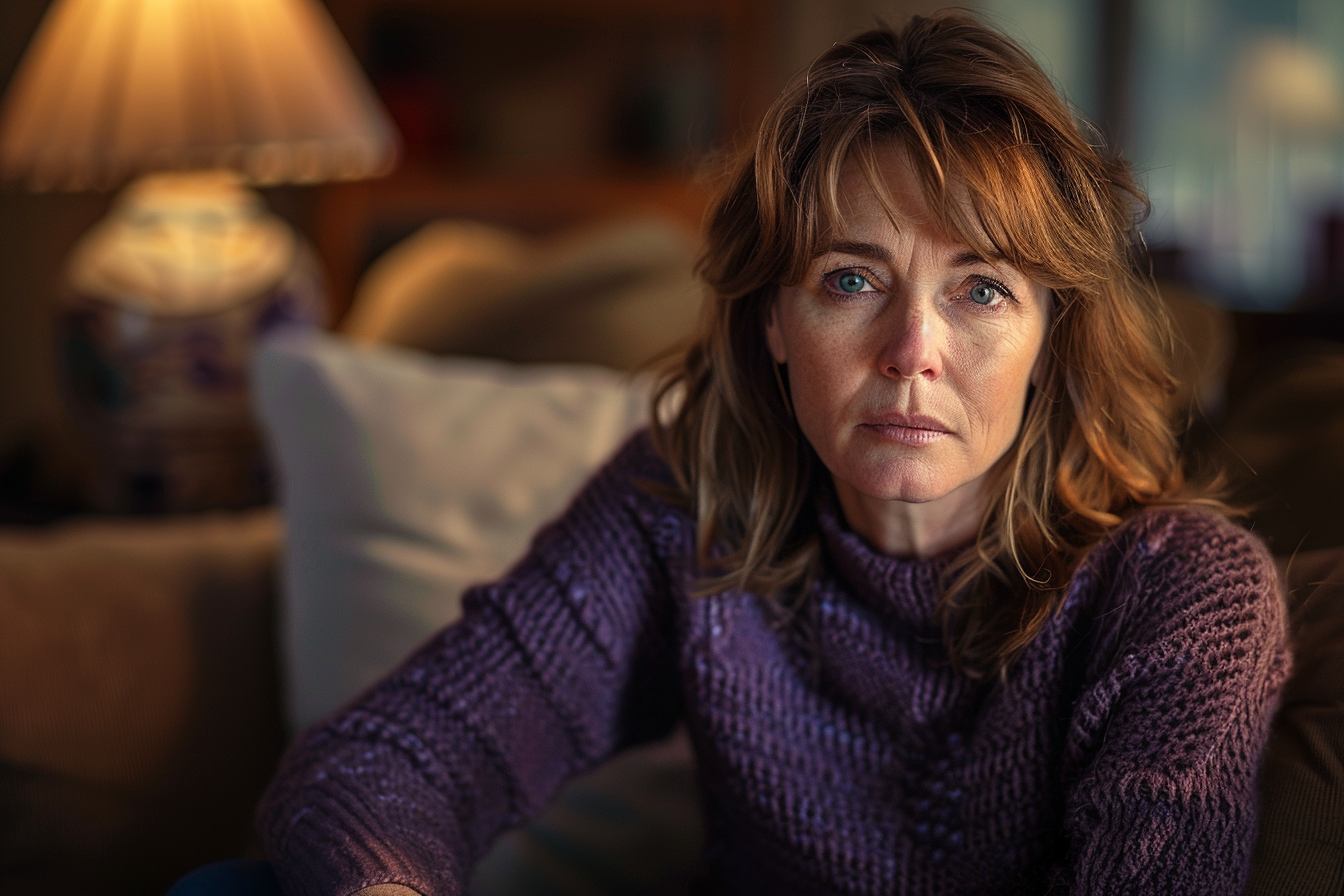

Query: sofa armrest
left=1248, top=547, right=1344, bottom=896
left=0, top=509, right=284, bottom=895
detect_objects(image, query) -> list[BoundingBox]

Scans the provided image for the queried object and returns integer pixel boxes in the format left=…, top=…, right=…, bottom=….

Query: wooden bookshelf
left=315, top=0, right=777, bottom=321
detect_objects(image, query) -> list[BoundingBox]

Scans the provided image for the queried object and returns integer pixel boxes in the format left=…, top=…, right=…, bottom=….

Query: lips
left=862, top=412, right=950, bottom=433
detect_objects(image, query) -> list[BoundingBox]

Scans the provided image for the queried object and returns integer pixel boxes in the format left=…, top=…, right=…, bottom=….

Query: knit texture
left=257, top=431, right=1290, bottom=896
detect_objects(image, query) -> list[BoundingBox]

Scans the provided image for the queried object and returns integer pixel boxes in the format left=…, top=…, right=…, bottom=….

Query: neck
left=832, top=475, right=991, bottom=559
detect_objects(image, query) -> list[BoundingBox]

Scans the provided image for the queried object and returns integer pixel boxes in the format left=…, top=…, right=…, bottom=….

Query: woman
left=256, top=12, right=1288, bottom=896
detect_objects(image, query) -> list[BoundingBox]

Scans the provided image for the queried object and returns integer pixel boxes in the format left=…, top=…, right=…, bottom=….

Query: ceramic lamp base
left=58, top=172, right=325, bottom=513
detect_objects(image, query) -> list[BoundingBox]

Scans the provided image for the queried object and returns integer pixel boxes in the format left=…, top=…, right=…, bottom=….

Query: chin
left=840, top=458, right=959, bottom=505
left=865, top=481, right=950, bottom=505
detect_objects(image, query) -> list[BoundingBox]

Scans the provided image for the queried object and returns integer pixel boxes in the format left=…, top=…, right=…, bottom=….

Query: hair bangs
left=821, top=124, right=1088, bottom=298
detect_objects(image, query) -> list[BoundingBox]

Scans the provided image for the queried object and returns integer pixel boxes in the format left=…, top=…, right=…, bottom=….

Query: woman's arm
left=257, top=435, right=684, bottom=896
left=1054, top=510, right=1291, bottom=895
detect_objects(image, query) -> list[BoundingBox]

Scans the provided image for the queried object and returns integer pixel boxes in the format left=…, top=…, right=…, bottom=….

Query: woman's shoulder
left=1103, top=504, right=1276, bottom=584
left=540, top=427, right=693, bottom=553
left=604, top=428, right=678, bottom=485
left=584, top=428, right=683, bottom=512
left=1078, top=504, right=1286, bottom=647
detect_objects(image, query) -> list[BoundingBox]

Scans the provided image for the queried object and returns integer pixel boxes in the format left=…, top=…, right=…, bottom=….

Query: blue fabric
left=166, top=859, right=283, bottom=896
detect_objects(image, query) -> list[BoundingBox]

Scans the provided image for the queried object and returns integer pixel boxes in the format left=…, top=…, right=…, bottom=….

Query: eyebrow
left=951, top=250, right=997, bottom=267
left=816, top=241, right=1003, bottom=269
left=818, top=239, right=891, bottom=262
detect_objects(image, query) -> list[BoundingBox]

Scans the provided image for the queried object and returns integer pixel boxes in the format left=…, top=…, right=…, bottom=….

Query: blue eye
left=838, top=272, right=868, bottom=293
left=969, top=282, right=999, bottom=305
left=827, top=270, right=873, bottom=294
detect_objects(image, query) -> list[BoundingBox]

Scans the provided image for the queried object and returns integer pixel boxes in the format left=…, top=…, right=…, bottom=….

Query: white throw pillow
left=253, top=331, right=650, bottom=732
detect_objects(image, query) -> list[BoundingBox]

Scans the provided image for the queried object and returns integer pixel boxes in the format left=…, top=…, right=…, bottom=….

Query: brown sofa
left=0, top=511, right=283, bottom=894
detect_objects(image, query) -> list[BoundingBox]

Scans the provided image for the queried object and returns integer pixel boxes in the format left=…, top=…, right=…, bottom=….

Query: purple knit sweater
left=258, top=432, right=1290, bottom=896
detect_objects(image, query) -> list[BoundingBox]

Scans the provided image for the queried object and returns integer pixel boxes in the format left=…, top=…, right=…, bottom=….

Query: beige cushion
left=253, top=331, right=650, bottom=732
left=340, top=216, right=704, bottom=371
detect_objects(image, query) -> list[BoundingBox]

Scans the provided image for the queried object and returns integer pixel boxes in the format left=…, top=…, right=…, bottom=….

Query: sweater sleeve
left=255, top=433, right=685, bottom=896
left=1053, top=509, right=1291, bottom=896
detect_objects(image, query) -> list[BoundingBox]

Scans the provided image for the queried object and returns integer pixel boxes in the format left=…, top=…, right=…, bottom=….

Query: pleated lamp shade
left=0, top=0, right=399, bottom=191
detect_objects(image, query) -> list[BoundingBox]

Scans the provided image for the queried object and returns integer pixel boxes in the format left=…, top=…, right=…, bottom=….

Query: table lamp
left=0, top=0, right=399, bottom=512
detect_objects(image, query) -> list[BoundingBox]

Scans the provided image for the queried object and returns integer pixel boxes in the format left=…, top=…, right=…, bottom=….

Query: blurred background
left=0, top=0, right=1341, bottom=515
left=1, top=2, right=1342, bottom=893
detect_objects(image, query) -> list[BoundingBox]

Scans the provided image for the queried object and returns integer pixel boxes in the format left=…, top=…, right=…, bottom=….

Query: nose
left=878, top=297, right=943, bottom=380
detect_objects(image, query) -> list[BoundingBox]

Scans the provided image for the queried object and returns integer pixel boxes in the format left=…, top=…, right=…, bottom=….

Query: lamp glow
left=0, top=0, right=397, bottom=512
left=0, top=0, right=399, bottom=191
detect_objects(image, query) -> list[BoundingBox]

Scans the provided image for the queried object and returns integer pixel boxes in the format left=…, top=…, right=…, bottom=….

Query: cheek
left=780, top=337, right=868, bottom=451
left=952, top=326, right=1044, bottom=436
left=785, top=351, right=840, bottom=428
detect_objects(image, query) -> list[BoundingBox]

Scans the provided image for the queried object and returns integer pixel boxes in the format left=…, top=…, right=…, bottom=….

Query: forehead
left=822, top=142, right=988, bottom=255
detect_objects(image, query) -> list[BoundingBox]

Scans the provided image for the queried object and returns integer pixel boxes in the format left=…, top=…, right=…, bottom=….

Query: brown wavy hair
left=650, top=11, right=1209, bottom=677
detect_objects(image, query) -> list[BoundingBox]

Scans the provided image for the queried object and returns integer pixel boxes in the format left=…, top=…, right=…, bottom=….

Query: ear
left=764, top=298, right=787, bottom=365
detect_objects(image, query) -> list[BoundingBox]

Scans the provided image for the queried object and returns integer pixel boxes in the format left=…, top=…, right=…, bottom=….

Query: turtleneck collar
left=813, top=483, right=962, bottom=627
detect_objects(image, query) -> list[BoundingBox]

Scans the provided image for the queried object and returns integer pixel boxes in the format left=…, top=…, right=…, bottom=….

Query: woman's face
left=766, top=144, right=1051, bottom=522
